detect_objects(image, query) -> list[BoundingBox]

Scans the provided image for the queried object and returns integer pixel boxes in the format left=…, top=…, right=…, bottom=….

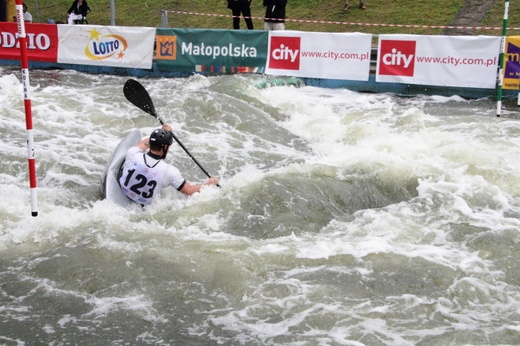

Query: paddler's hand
left=162, top=124, right=173, bottom=132
left=205, top=176, right=219, bottom=186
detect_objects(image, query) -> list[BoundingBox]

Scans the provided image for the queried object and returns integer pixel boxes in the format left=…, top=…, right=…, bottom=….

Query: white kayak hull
left=101, top=129, right=142, bottom=206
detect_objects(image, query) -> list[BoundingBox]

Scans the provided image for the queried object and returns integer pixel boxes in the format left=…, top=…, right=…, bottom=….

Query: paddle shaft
left=123, top=79, right=219, bottom=186
left=155, top=116, right=215, bottom=181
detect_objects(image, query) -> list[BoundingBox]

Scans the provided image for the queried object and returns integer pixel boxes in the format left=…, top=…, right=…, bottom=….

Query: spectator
left=13, top=3, right=32, bottom=23
left=22, top=3, right=32, bottom=23
left=344, top=0, right=366, bottom=11
left=227, top=0, right=254, bottom=30
left=67, top=0, right=90, bottom=24
left=263, top=0, right=287, bottom=31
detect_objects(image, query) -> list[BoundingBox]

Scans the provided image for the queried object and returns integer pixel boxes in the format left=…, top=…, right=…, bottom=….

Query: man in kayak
left=118, top=124, right=219, bottom=205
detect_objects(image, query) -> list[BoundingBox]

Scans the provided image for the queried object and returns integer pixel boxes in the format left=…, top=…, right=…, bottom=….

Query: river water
left=1, top=67, right=520, bottom=345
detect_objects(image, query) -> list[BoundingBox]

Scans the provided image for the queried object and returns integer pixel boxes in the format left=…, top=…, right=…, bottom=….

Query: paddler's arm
left=135, top=137, right=150, bottom=152
left=179, top=176, right=220, bottom=196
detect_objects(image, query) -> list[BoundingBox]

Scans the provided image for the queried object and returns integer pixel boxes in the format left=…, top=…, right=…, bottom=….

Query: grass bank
left=28, top=0, right=520, bottom=36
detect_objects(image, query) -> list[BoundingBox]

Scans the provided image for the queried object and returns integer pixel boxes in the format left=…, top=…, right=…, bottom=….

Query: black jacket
left=68, top=0, right=91, bottom=16
left=228, top=0, right=251, bottom=9
left=263, top=0, right=287, bottom=22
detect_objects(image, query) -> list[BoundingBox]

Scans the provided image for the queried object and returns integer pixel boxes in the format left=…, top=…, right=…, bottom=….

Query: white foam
left=2, top=70, right=520, bottom=345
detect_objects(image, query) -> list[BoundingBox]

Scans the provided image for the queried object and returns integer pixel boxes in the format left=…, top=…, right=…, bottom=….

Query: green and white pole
left=496, top=0, right=509, bottom=117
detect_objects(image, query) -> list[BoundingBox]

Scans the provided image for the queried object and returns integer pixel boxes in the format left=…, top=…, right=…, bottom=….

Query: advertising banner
left=265, top=31, right=372, bottom=81
left=503, top=36, right=520, bottom=90
left=376, top=34, right=501, bottom=89
left=156, top=28, right=268, bottom=73
left=57, top=25, right=155, bottom=69
left=0, top=22, right=58, bottom=62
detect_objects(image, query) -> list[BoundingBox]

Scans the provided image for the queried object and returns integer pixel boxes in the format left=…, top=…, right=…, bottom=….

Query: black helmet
left=149, top=128, right=173, bottom=148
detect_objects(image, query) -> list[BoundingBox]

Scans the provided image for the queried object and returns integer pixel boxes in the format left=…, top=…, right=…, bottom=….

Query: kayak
left=100, top=128, right=141, bottom=206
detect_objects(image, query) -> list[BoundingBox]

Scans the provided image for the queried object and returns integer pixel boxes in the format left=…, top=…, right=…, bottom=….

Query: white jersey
left=118, top=146, right=186, bottom=205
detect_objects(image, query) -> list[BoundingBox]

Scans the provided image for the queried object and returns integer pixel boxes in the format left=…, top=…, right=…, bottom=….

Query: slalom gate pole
left=496, top=0, right=509, bottom=117
left=15, top=0, right=38, bottom=217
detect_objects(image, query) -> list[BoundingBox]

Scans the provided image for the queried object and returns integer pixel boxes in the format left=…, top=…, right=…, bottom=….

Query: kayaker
left=118, top=124, right=219, bottom=205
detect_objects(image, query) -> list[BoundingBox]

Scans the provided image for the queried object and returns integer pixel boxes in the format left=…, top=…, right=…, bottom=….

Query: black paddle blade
left=123, top=79, right=157, bottom=118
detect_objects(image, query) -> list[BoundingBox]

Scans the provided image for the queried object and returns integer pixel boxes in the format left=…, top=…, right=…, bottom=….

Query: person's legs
left=264, top=22, right=280, bottom=31
left=68, top=13, right=82, bottom=24
left=243, top=13, right=253, bottom=29
left=240, top=3, right=253, bottom=29
left=232, top=7, right=241, bottom=29
left=344, top=1, right=350, bottom=11
left=271, top=22, right=284, bottom=30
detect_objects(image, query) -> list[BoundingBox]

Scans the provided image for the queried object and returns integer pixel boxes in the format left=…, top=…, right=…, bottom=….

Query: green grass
left=28, top=0, right=520, bottom=36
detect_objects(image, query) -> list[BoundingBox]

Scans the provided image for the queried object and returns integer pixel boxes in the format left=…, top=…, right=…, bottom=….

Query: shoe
left=359, top=3, right=366, bottom=9
left=344, top=4, right=350, bottom=11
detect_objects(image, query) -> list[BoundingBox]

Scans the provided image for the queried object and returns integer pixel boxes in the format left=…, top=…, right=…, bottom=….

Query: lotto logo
left=378, top=40, right=416, bottom=77
left=268, top=36, right=301, bottom=70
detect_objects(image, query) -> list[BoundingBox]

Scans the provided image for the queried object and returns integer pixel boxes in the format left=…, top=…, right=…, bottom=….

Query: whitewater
left=1, top=67, right=520, bottom=345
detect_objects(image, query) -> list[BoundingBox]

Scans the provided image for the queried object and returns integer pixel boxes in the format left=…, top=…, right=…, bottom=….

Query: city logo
left=268, top=36, right=300, bottom=70
left=84, top=28, right=128, bottom=61
left=505, top=41, right=520, bottom=78
left=156, top=35, right=176, bottom=60
left=378, top=40, right=416, bottom=77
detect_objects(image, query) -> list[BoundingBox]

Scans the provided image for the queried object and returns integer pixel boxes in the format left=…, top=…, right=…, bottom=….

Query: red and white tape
left=166, top=10, right=520, bottom=31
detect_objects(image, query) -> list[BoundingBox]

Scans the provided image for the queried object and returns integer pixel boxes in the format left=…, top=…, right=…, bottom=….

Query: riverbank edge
left=1, top=58, right=517, bottom=101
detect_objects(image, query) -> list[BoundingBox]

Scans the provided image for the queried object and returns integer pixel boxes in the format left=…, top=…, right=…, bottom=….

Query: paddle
left=123, top=79, right=219, bottom=186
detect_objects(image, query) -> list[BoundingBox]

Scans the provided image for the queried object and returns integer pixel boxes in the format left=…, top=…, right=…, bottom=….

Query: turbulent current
left=1, top=67, right=520, bottom=345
